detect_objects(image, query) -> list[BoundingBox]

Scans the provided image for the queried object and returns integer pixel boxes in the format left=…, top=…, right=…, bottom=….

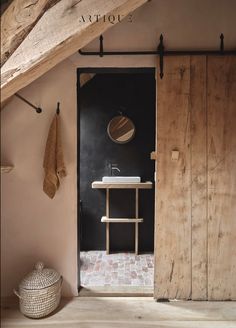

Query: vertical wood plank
left=154, top=56, right=191, bottom=300
left=135, top=188, right=139, bottom=255
left=207, top=56, right=236, bottom=300
left=190, top=56, right=208, bottom=300
left=106, top=189, right=110, bottom=254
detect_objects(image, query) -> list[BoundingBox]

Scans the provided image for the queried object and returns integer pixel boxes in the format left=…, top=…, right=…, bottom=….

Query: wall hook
left=56, top=102, right=60, bottom=115
left=220, top=33, right=224, bottom=53
left=99, top=35, right=104, bottom=57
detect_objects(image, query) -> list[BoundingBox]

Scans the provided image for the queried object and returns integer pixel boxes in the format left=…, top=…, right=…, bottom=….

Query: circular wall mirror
left=107, top=115, right=135, bottom=144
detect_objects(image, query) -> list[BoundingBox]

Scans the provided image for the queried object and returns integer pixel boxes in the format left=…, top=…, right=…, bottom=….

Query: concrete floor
left=1, top=297, right=236, bottom=328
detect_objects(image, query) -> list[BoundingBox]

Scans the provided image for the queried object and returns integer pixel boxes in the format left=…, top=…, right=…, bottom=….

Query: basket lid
left=19, top=262, right=61, bottom=290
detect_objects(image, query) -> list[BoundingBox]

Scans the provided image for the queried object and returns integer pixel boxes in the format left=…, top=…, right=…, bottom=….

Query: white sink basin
left=102, top=176, right=141, bottom=183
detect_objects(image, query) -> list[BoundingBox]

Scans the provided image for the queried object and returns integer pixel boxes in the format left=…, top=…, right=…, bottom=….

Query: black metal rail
left=15, top=95, right=61, bottom=115
left=79, top=34, right=236, bottom=79
left=15, top=93, right=42, bottom=113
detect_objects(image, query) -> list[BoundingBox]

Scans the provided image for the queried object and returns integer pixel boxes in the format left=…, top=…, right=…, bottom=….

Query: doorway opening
left=77, top=68, right=156, bottom=295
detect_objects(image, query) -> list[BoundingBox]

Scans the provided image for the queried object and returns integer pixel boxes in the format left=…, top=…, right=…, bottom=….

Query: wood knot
left=179, top=67, right=186, bottom=79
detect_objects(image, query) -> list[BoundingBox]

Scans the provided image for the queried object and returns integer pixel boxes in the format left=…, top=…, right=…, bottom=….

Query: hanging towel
left=43, top=114, right=67, bottom=199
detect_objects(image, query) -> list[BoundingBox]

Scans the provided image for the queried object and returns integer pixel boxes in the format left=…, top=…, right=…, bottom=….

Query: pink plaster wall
left=1, top=60, right=78, bottom=296
left=1, top=0, right=236, bottom=297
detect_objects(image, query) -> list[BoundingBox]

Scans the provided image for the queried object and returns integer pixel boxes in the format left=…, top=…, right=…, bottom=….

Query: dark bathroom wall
left=79, top=71, right=155, bottom=252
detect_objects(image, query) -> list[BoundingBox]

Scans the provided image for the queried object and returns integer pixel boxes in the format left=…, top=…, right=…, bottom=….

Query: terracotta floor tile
left=80, top=251, right=154, bottom=287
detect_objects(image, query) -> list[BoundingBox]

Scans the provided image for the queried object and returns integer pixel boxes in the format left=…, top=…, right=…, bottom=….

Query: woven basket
left=14, top=262, right=62, bottom=318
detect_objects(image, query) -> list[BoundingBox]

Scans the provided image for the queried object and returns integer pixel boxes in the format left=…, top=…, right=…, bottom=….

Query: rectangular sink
left=102, top=176, right=141, bottom=183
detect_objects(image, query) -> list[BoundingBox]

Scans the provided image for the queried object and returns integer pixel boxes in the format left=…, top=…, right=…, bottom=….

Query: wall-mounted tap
left=110, top=163, right=121, bottom=176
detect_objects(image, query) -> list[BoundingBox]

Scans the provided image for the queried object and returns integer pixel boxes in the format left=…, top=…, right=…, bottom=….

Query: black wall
left=79, top=70, right=155, bottom=252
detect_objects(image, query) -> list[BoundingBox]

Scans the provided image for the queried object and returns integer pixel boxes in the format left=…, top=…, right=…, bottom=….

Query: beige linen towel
left=43, top=114, right=66, bottom=198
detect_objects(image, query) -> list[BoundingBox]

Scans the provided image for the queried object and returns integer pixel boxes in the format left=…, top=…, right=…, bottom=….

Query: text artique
left=79, top=14, right=133, bottom=24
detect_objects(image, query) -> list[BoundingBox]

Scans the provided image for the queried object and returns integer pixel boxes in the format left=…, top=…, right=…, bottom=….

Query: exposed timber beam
left=1, top=0, right=148, bottom=103
left=1, top=0, right=60, bottom=66
left=1, top=0, right=13, bottom=15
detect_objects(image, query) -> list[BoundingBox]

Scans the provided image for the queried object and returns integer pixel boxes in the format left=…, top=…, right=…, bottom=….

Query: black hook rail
left=79, top=34, right=236, bottom=79
left=15, top=93, right=42, bottom=113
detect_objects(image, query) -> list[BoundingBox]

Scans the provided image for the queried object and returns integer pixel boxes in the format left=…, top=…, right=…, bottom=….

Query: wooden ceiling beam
left=1, top=0, right=148, bottom=103
left=1, top=0, right=60, bottom=67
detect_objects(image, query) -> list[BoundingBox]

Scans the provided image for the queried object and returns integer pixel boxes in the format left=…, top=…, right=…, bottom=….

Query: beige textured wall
left=1, top=60, right=78, bottom=296
left=1, top=0, right=236, bottom=297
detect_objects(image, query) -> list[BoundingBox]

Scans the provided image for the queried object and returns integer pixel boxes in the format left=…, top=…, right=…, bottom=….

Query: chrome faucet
left=110, top=164, right=121, bottom=176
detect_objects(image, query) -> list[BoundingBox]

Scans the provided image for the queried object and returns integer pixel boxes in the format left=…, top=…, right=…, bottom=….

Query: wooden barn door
left=207, top=56, right=236, bottom=300
left=154, top=56, right=193, bottom=300
left=154, top=55, right=236, bottom=300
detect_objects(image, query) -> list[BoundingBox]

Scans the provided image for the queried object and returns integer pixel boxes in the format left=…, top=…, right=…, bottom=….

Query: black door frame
left=76, top=67, right=156, bottom=292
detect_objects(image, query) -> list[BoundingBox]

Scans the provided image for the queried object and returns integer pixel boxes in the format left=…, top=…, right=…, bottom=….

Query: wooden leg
left=135, top=188, right=139, bottom=255
left=106, top=189, right=110, bottom=254
left=135, top=222, right=138, bottom=255
left=106, top=222, right=110, bottom=255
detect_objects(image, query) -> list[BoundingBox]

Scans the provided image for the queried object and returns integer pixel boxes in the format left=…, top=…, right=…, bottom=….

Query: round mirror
left=107, top=115, right=135, bottom=144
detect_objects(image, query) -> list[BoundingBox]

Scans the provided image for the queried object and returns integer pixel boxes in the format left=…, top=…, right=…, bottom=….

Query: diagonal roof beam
left=1, top=0, right=148, bottom=103
left=1, top=0, right=60, bottom=67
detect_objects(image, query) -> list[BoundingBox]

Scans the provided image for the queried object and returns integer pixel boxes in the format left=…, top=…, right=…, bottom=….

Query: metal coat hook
left=15, top=93, right=42, bottom=113
left=220, top=33, right=224, bottom=53
left=99, top=35, right=104, bottom=57
left=56, top=102, right=60, bottom=115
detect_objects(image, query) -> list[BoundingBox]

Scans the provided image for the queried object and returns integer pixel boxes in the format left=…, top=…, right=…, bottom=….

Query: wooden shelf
left=1, top=166, right=14, bottom=173
left=92, top=181, right=153, bottom=189
left=101, top=216, right=143, bottom=223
